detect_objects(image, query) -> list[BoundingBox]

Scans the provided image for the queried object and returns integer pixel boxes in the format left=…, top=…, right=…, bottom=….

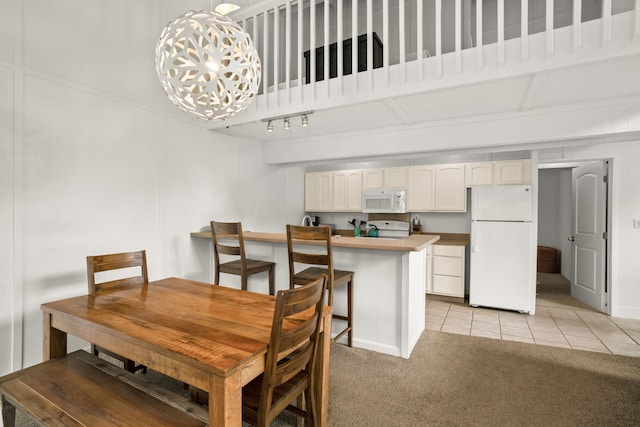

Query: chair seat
left=292, top=267, right=353, bottom=287
left=218, top=259, right=275, bottom=276
left=242, top=370, right=309, bottom=425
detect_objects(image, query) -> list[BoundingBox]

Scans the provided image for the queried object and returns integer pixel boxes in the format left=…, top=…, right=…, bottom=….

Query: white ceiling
left=212, top=53, right=640, bottom=144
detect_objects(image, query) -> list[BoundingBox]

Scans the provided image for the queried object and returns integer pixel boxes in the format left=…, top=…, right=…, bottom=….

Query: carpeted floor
left=13, top=329, right=640, bottom=426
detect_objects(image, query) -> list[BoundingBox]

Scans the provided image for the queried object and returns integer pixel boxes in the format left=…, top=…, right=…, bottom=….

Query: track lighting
left=261, top=110, right=313, bottom=132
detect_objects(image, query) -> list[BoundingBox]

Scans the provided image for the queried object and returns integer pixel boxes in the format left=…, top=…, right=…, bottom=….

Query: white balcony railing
left=212, top=0, right=640, bottom=129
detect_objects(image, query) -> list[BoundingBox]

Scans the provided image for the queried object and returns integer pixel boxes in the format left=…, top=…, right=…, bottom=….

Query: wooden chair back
left=258, top=274, right=326, bottom=426
left=211, top=221, right=247, bottom=269
left=286, top=225, right=334, bottom=289
left=87, top=250, right=148, bottom=294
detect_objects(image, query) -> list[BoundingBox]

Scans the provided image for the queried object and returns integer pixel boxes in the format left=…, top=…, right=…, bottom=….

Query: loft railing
left=215, top=0, right=639, bottom=128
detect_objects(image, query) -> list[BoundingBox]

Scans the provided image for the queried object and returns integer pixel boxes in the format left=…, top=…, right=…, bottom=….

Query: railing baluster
left=337, top=0, right=344, bottom=94
left=352, top=0, right=358, bottom=90
left=546, top=0, right=554, bottom=56
left=455, top=0, right=462, bottom=73
left=297, top=0, right=303, bottom=102
left=521, top=0, right=528, bottom=61
left=324, top=0, right=330, bottom=96
left=310, top=0, right=316, bottom=99
left=285, top=2, right=291, bottom=100
left=476, top=0, right=483, bottom=68
left=367, top=0, right=373, bottom=88
left=263, top=11, right=269, bottom=108
left=635, top=0, right=640, bottom=41
left=417, top=0, right=423, bottom=79
left=383, top=0, right=389, bottom=84
left=572, top=0, right=582, bottom=51
left=602, top=0, right=612, bottom=41
left=497, top=0, right=504, bottom=64
left=399, top=0, right=406, bottom=81
left=435, top=0, right=442, bottom=76
left=274, top=6, right=280, bottom=107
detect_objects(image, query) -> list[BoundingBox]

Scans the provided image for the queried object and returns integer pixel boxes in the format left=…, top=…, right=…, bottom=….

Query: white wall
left=0, top=0, right=301, bottom=373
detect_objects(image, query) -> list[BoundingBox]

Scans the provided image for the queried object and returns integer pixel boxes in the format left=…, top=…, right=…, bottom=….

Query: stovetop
left=367, top=220, right=410, bottom=238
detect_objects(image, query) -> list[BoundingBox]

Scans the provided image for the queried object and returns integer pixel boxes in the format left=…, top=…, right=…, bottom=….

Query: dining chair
left=211, top=221, right=275, bottom=295
left=286, top=224, right=353, bottom=347
left=242, top=274, right=326, bottom=427
left=86, top=250, right=148, bottom=373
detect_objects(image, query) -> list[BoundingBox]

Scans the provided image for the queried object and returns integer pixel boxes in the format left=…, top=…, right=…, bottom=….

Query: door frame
left=537, top=158, right=612, bottom=314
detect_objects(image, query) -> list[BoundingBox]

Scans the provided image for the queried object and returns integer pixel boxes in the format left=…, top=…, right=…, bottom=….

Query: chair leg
left=347, top=279, right=353, bottom=347
left=2, top=395, right=16, bottom=427
left=241, top=275, right=248, bottom=291
left=268, top=265, right=275, bottom=296
left=214, top=269, right=220, bottom=285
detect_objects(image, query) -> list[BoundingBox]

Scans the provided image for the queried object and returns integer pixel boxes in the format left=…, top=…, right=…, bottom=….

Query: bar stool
left=211, top=221, right=275, bottom=295
left=286, top=224, right=353, bottom=346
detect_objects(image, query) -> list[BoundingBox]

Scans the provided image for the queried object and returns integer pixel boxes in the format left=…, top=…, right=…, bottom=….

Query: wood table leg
left=315, top=309, right=332, bottom=427
left=2, top=394, right=16, bottom=427
left=209, top=371, right=243, bottom=426
left=43, top=313, right=66, bottom=361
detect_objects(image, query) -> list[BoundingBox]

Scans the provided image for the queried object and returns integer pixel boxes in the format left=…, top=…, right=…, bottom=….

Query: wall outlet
left=634, top=219, right=640, bottom=229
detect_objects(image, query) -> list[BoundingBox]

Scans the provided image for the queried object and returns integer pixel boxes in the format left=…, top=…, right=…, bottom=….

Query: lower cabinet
left=426, top=244, right=465, bottom=299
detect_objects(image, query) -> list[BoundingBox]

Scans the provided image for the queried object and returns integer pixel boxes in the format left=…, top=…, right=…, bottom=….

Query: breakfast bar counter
left=191, top=229, right=440, bottom=359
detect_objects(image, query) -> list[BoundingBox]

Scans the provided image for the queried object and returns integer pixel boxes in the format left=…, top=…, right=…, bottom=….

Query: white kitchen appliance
left=362, top=189, right=407, bottom=213
left=366, top=220, right=410, bottom=238
left=469, top=185, right=535, bottom=313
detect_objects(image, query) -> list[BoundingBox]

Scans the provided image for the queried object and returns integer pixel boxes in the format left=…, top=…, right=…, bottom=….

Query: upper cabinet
left=407, top=163, right=466, bottom=212
left=407, top=166, right=435, bottom=211
left=304, top=172, right=333, bottom=211
left=332, top=169, right=363, bottom=212
left=465, top=162, right=493, bottom=186
left=305, top=170, right=362, bottom=212
left=435, top=164, right=466, bottom=211
left=363, top=167, right=407, bottom=190
left=466, top=159, right=531, bottom=186
left=493, top=160, right=531, bottom=185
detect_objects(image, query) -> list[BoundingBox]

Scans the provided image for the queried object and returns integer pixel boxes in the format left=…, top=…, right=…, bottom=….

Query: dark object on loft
left=304, top=32, right=383, bottom=83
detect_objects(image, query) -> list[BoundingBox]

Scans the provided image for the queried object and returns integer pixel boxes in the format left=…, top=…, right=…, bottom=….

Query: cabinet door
left=304, top=172, right=332, bottom=211
left=407, top=165, right=435, bottom=212
left=435, top=164, right=466, bottom=211
left=362, top=169, right=384, bottom=190
left=333, top=169, right=362, bottom=212
left=493, top=160, right=531, bottom=185
left=465, top=162, right=493, bottom=186
left=383, top=167, right=408, bottom=188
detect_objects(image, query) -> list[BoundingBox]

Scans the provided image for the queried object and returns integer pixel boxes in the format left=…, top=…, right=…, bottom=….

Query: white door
left=570, top=161, right=608, bottom=312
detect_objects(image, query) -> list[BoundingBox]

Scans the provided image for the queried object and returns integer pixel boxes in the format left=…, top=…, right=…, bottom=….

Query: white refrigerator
left=469, top=185, right=535, bottom=313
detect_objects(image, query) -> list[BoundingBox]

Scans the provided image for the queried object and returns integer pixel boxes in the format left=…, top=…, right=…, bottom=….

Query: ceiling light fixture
left=155, top=9, right=261, bottom=121
left=261, top=111, right=313, bottom=132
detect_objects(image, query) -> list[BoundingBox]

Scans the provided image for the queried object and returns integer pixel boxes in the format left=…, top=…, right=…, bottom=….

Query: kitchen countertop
left=190, top=230, right=440, bottom=252
left=425, top=232, right=469, bottom=246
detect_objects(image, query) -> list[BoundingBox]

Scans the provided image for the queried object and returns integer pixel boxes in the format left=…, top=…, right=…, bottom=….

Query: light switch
left=634, top=219, right=640, bottom=229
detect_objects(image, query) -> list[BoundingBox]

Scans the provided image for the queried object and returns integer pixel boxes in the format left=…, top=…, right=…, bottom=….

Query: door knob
left=568, top=236, right=575, bottom=242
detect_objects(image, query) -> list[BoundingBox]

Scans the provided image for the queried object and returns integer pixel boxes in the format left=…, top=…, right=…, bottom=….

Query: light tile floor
left=426, top=292, right=640, bottom=358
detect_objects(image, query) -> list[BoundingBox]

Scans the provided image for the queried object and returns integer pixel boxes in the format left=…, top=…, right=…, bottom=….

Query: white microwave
left=362, top=189, right=407, bottom=213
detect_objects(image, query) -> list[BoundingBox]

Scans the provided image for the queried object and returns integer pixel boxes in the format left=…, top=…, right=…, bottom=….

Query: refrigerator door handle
left=471, top=225, right=478, bottom=253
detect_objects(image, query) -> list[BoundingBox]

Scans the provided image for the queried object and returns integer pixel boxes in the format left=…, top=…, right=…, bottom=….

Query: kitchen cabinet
left=304, top=172, right=333, bottom=211
left=426, top=244, right=465, bottom=299
left=493, top=160, right=531, bottom=185
left=407, top=164, right=466, bottom=212
left=407, top=166, right=435, bottom=211
left=435, top=164, right=466, bottom=211
left=363, top=167, right=407, bottom=190
left=465, top=162, right=493, bottom=186
left=332, top=169, right=362, bottom=212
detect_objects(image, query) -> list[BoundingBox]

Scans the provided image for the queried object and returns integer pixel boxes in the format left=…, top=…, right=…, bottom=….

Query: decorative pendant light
left=155, top=10, right=261, bottom=121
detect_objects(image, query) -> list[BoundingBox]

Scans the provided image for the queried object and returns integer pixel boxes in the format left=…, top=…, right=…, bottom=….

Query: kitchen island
left=190, top=230, right=439, bottom=358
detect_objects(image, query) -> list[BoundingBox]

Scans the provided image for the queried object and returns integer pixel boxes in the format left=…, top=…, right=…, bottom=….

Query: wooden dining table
left=41, top=277, right=332, bottom=426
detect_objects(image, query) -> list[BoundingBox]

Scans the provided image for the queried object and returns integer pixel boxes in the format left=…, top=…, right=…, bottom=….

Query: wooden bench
left=0, top=350, right=207, bottom=427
